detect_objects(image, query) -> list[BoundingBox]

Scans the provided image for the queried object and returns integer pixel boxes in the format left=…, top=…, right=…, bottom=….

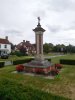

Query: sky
left=0, top=0, right=75, bottom=45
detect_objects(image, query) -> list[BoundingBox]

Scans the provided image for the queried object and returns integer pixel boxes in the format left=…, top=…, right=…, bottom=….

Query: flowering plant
left=51, top=69, right=59, bottom=75
left=50, top=66, right=59, bottom=75
left=16, top=64, right=24, bottom=72
left=55, top=64, right=62, bottom=69
left=35, top=68, right=43, bottom=73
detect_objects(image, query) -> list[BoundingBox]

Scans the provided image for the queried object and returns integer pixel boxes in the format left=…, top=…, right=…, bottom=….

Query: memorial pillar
left=33, top=17, right=45, bottom=60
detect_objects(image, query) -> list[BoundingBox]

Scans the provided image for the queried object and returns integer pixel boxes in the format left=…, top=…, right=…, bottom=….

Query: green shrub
left=46, top=58, right=51, bottom=62
left=60, top=59, right=75, bottom=65
left=13, top=58, right=51, bottom=65
left=0, top=62, right=5, bottom=68
left=11, top=51, right=27, bottom=56
left=13, top=58, right=34, bottom=65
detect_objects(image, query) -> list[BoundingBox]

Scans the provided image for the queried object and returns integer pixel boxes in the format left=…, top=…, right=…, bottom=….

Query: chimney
left=5, top=36, right=8, bottom=40
left=23, top=40, right=25, bottom=42
left=26, top=40, right=29, bottom=43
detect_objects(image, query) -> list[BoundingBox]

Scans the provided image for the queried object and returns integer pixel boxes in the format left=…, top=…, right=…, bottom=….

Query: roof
left=0, top=38, right=10, bottom=44
left=16, top=41, right=33, bottom=49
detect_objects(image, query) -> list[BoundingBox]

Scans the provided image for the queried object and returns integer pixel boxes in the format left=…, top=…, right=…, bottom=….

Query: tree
left=49, top=43, right=54, bottom=51
left=43, top=43, right=51, bottom=53
left=19, top=45, right=27, bottom=56
left=53, top=44, right=65, bottom=53
left=66, top=44, right=75, bottom=53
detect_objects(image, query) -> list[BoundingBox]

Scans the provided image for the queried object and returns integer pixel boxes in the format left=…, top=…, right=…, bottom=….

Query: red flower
left=16, top=64, right=24, bottom=72
left=50, top=68, right=59, bottom=75
left=55, top=64, right=62, bottom=69
left=50, top=66, right=56, bottom=71
left=55, top=69, right=59, bottom=74
left=35, top=68, right=43, bottom=73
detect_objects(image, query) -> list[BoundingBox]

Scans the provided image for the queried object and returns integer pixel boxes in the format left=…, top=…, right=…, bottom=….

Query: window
left=4, top=45, right=7, bottom=48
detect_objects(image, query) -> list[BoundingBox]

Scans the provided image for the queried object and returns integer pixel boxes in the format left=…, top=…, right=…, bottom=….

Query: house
left=16, top=40, right=36, bottom=55
left=0, top=36, right=11, bottom=55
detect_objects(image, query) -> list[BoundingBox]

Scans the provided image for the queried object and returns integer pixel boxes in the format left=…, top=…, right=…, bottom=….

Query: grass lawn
left=0, top=53, right=75, bottom=62
left=0, top=53, right=62, bottom=61
left=0, top=55, right=33, bottom=62
left=0, top=54, right=75, bottom=100
left=51, top=53, right=75, bottom=63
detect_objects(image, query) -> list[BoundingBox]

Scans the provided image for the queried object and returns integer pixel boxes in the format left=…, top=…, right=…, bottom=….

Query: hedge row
left=0, top=58, right=51, bottom=67
left=60, top=59, right=75, bottom=65
left=13, top=58, right=34, bottom=65
left=46, top=58, right=51, bottom=62
left=13, top=58, right=51, bottom=65
left=0, top=62, right=4, bottom=68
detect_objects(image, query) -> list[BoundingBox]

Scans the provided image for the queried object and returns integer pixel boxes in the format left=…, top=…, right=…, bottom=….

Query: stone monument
left=24, top=17, right=52, bottom=74
left=33, top=17, right=45, bottom=60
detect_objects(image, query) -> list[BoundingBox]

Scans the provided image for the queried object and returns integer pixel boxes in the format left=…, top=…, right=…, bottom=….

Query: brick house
left=0, top=36, right=11, bottom=55
left=16, top=40, right=36, bottom=55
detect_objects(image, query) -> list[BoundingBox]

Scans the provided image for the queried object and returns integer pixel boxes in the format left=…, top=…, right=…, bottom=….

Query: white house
left=0, top=36, right=11, bottom=55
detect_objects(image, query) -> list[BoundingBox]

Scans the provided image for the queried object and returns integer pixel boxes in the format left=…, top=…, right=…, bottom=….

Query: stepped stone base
left=23, top=59, right=53, bottom=74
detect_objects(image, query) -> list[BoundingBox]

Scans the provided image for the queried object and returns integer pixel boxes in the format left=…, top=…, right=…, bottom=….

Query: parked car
left=1, top=53, right=9, bottom=59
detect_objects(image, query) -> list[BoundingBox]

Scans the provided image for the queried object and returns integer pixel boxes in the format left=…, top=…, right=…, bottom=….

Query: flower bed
left=24, top=66, right=50, bottom=74
left=50, top=66, right=59, bottom=75
left=15, top=63, right=62, bottom=76
left=16, top=64, right=24, bottom=72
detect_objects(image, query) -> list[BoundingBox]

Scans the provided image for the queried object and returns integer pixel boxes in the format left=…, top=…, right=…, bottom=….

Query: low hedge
left=46, top=58, right=51, bottom=62
left=13, top=58, right=51, bottom=65
left=0, top=62, right=5, bottom=68
left=13, top=58, right=34, bottom=65
left=60, top=59, right=75, bottom=65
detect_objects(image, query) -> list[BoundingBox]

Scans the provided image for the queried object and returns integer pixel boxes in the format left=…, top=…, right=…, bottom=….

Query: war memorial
left=23, top=17, right=53, bottom=74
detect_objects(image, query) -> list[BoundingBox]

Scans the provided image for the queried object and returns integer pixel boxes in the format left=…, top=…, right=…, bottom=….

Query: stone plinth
left=23, top=60, right=53, bottom=74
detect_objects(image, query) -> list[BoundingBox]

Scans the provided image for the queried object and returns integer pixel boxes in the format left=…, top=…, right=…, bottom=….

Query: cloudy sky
left=0, top=0, right=75, bottom=45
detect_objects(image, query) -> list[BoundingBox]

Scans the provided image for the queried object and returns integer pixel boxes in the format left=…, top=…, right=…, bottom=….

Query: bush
left=16, top=64, right=24, bottom=72
left=60, top=59, right=75, bottom=65
left=13, top=58, right=51, bottom=65
left=0, top=62, right=5, bottom=68
left=15, top=51, right=24, bottom=56
left=11, top=51, right=27, bottom=56
left=45, top=58, right=51, bottom=62
left=10, top=51, right=20, bottom=55
left=50, top=66, right=59, bottom=76
left=13, top=58, right=34, bottom=65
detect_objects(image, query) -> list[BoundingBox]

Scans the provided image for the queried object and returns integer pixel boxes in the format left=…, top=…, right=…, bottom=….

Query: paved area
left=44, top=54, right=65, bottom=59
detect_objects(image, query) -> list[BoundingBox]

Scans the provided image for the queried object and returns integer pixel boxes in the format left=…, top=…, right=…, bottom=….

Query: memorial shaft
left=33, top=17, right=45, bottom=60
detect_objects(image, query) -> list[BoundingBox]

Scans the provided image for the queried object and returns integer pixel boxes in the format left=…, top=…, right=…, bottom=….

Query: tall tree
left=19, top=45, right=27, bottom=55
left=43, top=43, right=52, bottom=53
